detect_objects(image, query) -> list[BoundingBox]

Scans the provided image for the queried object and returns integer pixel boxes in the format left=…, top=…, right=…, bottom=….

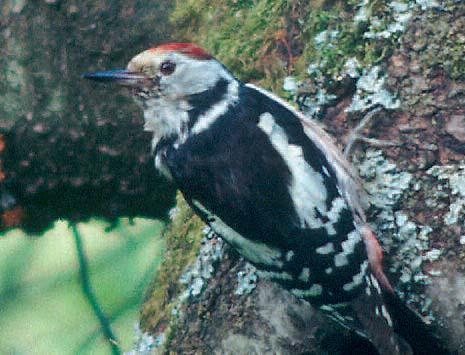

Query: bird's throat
left=142, top=97, right=191, bottom=149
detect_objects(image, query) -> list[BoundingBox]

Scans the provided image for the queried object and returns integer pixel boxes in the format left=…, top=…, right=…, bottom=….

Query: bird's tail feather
left=351, top=270, right=412, bottom=355
left=359, top=226, right=450, bottom=354
left=383, top=291, right=451, bottom=355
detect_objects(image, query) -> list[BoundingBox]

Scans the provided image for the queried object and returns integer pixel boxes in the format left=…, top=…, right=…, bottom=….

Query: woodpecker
left=84, top=43, right=446, bottom=355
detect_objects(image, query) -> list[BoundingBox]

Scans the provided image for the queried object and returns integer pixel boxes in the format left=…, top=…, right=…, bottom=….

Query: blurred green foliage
left=0, top=219, right=164, bottom=354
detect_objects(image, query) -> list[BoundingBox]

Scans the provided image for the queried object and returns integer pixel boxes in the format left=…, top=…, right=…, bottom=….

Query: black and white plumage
left=84, top=43, right=447, bottom=355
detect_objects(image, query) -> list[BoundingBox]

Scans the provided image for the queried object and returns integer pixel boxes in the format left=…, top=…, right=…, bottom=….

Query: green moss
left=416, top=10, right=465, bottom=80
left=140, top=193, right=205, bottom=335
left=297, top=1, right=407, bottom=83
left=171, top=0, right=406, bottom=95
left=172, top=0, right=297, bottom=91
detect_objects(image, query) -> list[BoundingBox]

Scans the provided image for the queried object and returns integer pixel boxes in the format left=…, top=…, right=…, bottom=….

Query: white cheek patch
left=138, top=54, right=237, bottom=177
left=164, top=56, right=231, bottom=97
left=192, top=200, right=284, bottom=268
left=257, top=113, right=328, bottom=229
left=191, top=80, right=239, bottom=134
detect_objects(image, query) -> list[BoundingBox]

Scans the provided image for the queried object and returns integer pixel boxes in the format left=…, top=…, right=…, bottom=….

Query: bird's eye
left=160, top=61, right=176, bottom=76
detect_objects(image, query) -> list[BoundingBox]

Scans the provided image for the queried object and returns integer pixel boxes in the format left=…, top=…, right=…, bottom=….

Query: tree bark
left=0, top=0, right=176, bottom=233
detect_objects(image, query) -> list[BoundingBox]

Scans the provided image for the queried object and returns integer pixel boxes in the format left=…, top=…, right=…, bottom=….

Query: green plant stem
left=72, top=224, right=121, bottom=355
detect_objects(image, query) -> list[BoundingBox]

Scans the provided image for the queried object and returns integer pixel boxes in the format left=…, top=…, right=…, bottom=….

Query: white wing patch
left=291, top=284, right=323, bottom=298
left=334, top=253, right=349, bottom=267
left=192, top=199, right=284, bottom=268
left=257, top=113, right=328, bottom=229
left=341, top=230, right=362, bottom=255
left=333, top=230, right=362, bottom=268
left=370, top=274, right=382, bottom=294
left=343, top=260, right=368, bottom=291
left=324, top=197, right=348, bottom=235
left=381, top=304, right=393, bottom=327
left=298, top=267, right=311, bottom=282
left=257, top=112, right=351, bottom=234
left=285, top=250, right=295, bottom=261
left=257, top=270, right=293, bottom=281
left=316, top=242, right=335, bottom=255
left=246, top=83, right=368, bottom=224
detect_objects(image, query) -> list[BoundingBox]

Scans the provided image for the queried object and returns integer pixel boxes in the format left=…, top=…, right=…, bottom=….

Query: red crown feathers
left=149, top=43, right=213, bottom=60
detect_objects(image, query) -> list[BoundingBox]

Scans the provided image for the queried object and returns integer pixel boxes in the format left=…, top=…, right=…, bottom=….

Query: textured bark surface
left=382, top=5, right=465, bottom=350
left=162, top=244, right=378, bottom=354
left=0, top=0, right=176, bottom=233
left=321, top=3, right=465, bottom=351
left=169, top=250, right=321, bottom=354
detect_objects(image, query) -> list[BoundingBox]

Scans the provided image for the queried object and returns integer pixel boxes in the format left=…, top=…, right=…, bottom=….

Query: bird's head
left=84, top=43, right=240, bottom=145
left=83, top=43, right=235, bottom=103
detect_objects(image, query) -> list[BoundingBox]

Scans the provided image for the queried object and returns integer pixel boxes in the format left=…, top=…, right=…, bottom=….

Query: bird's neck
left=142, top=96, right=191, bottom=150
left=143, top=77, right=240, bottom=150
left=141, top=77, right=240, bottom=179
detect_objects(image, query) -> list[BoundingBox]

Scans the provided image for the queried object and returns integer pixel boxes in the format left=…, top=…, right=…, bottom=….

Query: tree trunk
left=0, top=0, right=176, bottom=233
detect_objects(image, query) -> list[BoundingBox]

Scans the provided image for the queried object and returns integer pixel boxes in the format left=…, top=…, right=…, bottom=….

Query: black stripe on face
left=187, top=78, right=230, bottom=130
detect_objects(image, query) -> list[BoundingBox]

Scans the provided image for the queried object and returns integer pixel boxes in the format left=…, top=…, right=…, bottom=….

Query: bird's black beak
left=82, top=69, right=148, bottom=87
